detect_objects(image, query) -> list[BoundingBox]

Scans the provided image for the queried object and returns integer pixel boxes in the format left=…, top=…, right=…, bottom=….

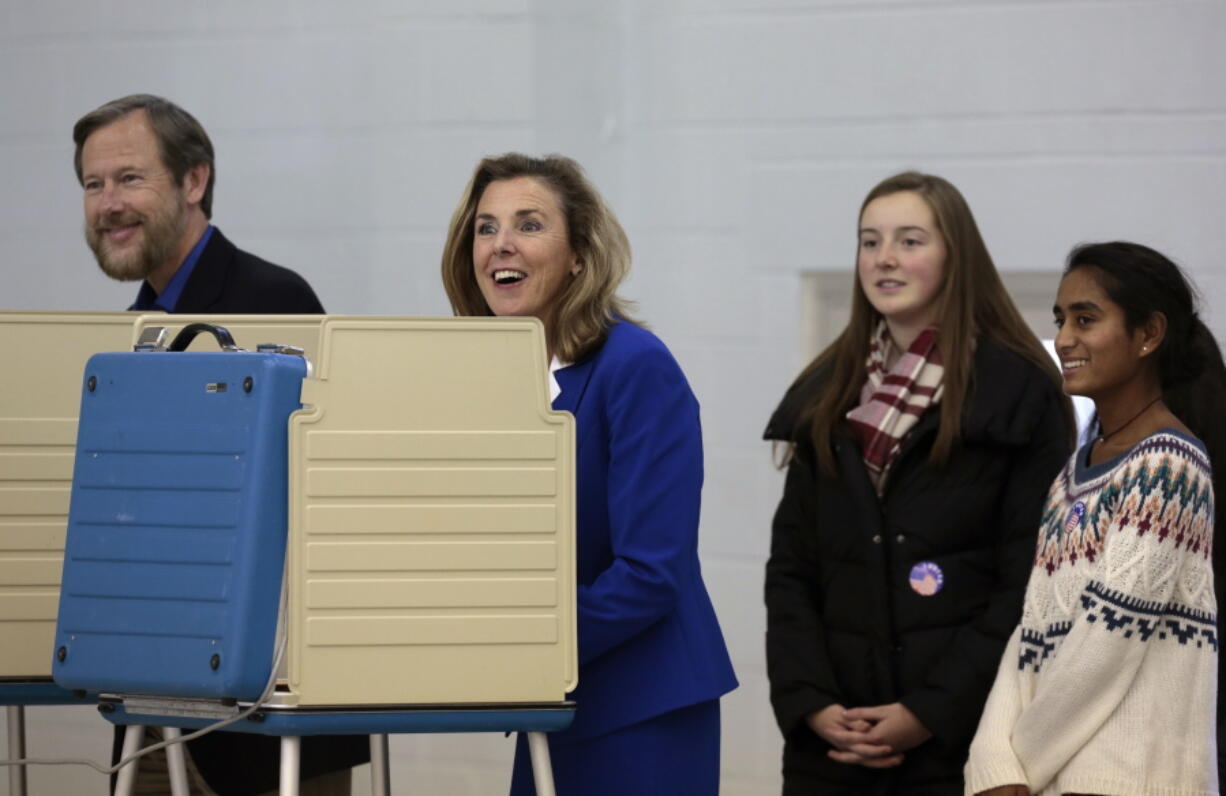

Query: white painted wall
left=2, top=1, right=1224, bottom=793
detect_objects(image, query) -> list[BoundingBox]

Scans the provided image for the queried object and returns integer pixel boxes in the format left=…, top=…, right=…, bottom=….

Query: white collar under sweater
left=965, top=429, right=1218, bottom=796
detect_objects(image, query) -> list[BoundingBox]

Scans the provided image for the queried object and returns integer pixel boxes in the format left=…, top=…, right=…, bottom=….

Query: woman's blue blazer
left=551, top=320, right=737, bottom=739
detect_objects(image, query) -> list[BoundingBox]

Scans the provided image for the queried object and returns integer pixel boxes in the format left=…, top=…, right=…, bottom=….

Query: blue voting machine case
left=53, top=324, right=307, bottom=701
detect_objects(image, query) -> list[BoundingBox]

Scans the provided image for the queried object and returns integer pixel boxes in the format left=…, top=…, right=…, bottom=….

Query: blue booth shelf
left=0, top=681, right=94, bottom=706
left=99, top=701, right=576, bottom=737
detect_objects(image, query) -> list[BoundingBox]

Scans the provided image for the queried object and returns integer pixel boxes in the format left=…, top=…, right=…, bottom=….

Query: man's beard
left=85, top=193, right=187, bottom=283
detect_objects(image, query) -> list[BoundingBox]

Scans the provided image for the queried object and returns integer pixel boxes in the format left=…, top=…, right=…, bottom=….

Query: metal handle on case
left=167, top=323, right=242, bottom=352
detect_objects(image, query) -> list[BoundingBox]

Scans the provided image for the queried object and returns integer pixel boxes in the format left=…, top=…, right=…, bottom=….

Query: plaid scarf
left=846, top=321, right=944, bottom=495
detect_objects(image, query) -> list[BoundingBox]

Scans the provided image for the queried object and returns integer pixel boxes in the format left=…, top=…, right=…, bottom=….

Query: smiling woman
left=439, top=153, right=738, bottom=796
left=440, top=154, right=639, bottom=365
left=966, top=242, right=1226, bottom=795
left=763, top=171, right=1074, bottom=795
left=469, top=176, right=581, bottom=337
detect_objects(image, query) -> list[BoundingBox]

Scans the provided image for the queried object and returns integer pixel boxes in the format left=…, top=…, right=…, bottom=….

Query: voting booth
left=48, top=315, right=577, bottom=796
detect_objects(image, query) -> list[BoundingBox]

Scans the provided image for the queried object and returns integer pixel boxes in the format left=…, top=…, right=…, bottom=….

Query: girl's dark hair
left=1065, top=241, right=1226, bottom=557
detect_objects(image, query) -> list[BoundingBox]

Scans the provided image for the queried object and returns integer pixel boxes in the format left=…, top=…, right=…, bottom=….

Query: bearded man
left=75, top=94, right=324, bottom=314
left=73, top=95, right=365, bottom=795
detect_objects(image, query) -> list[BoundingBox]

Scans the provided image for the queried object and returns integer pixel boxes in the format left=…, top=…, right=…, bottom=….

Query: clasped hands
left=806, top=702, right=932, bottom=769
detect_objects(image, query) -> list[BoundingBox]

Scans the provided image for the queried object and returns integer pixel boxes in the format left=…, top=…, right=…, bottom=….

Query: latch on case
left=133, top=326, right=168, bottom=352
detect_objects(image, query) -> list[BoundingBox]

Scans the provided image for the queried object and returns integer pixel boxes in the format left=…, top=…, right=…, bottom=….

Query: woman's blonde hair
left=797, top=171, right=1072, bottom=472
left=440, top=153, right=639, bottom=362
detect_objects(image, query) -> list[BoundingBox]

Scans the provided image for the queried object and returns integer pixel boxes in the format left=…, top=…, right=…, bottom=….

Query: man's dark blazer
left=113, top=227, right=367, bottom=795
left=137, top=226, right=326, bottom=314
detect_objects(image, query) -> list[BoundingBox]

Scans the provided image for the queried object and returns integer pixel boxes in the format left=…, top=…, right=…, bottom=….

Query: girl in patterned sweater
left=966, top=242, right=1226, bottom=796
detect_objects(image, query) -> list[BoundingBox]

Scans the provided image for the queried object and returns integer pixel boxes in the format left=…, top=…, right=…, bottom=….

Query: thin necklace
left=1096, top=395, right=1163, bottom=444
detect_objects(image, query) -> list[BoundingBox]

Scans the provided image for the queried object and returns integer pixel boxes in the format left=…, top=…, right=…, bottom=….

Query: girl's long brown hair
left=797, top=171, right=1072, bottom=473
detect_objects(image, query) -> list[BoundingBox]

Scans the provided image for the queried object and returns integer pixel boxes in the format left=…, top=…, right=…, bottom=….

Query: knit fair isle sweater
left=965, top=430, right=1218, bottom=796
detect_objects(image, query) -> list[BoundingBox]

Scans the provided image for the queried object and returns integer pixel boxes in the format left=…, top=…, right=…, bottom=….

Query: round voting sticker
left=909, top=561, right=944, bottom=596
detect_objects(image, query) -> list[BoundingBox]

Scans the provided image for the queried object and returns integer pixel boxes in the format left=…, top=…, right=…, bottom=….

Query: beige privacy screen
left=288, top=317, right=576, bottom=706
left=0, top=312, right=135, bottom=678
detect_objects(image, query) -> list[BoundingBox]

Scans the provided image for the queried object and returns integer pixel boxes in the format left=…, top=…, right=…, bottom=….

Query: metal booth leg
left=526, top=732, right=556, bottom=796
left=114, top=724, right=145, bottom=796
left=6, top=706, right=26, bottom=796
left=279, top=735, right=301, bottom=796
left=369, top=734, right=390, bottom=796
left=162, top=726, right=190, bottom=796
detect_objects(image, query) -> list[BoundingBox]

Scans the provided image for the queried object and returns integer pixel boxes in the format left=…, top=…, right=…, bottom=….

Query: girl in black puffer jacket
left=764, top=171, right=1074, bottom=795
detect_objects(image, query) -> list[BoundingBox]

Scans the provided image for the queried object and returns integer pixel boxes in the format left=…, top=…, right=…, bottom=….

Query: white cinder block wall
left=3, top=1, right=1224, bottom=793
